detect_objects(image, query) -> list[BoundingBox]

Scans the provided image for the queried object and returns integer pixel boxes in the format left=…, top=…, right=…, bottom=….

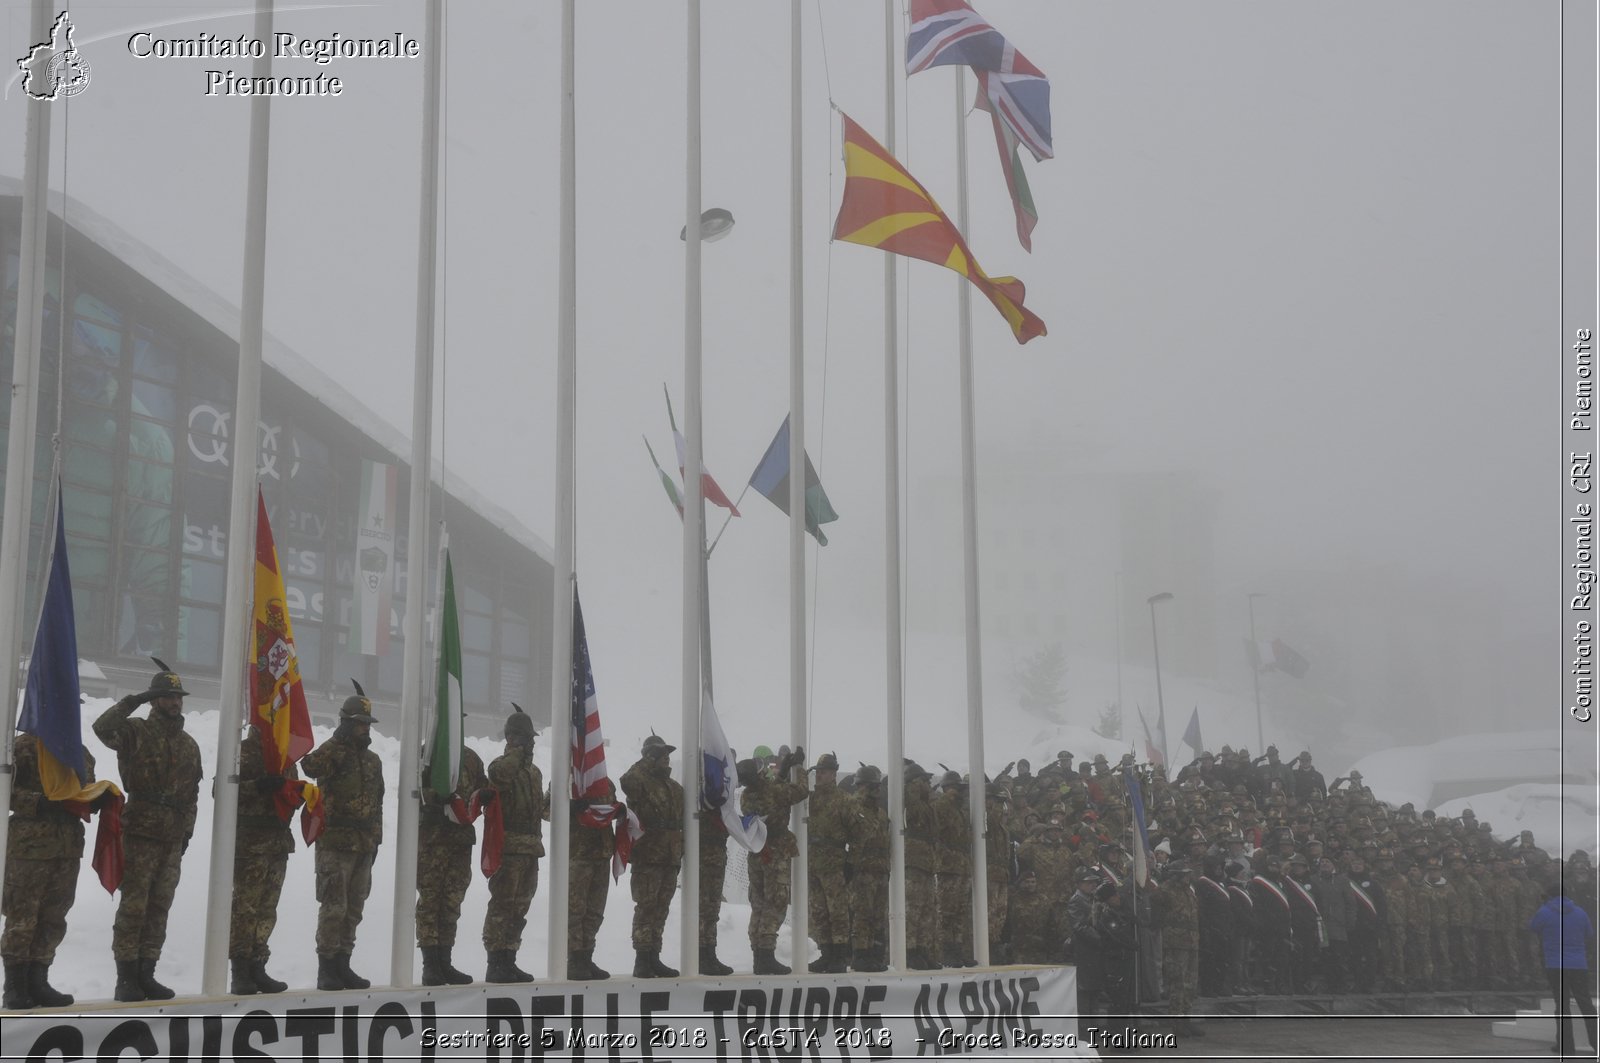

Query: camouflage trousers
left=809, top=867, right=850, bottom=948
left=416, top=839, right=472, bottom=948
left=568, top=858, right=610, bottom=952
left=630, top=862, right=679, bottom=950
left=1490, top=929, right=1518, bottom=985
left=700, top=846, right=727, bottom=948
left=484, top=853, right=540, bottom=951
left=849, top=871, right=888, bottom=954
left=747, top=852, right=792, bottom=951
left=315, top=846, right=375, bottom=956
left=1430, top=927, right=1453, bottom=986
left=114, top=834, right=185, bottom=961
left=229, top=845, right=288, bottom=961
left=1163, top=946, right=1199, bottom=1018
left=936, top=872, right=972, bottom=961
left=1380, top=925, right=1406, bottom=987
left=988, top=874, right=1009, bottom=957
left=907, top=869, right=937, bottom=952
left=1405, top=926, right=1433, bottom=988
left=2, top=855, right=78, bottom=963
left=1451, top=927, right=1479, bottom=987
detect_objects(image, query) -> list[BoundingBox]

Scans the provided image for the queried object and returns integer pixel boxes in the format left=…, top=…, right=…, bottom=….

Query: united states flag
left=906, top=0, right=1053, bottom=162
left=571, top=585, right=640, bottom=875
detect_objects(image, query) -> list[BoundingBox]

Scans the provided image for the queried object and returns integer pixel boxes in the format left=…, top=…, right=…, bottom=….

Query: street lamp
left=1147, top=592, right=1173, bottom=769
left=680, top=207, right=736, bottom=242
left=1247, top=593, right=1266, bottom=753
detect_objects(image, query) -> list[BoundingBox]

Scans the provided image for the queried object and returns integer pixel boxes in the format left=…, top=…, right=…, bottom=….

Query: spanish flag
left=832, top=112, right=1046, bottom=344
left=252, top=490, right=314, bottom=773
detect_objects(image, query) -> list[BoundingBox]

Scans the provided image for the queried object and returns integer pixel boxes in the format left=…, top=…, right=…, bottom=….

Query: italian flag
left=427, top=551, right=464, bottom=801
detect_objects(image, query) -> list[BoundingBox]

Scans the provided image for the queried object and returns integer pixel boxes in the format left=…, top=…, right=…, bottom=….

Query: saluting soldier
left=740, top=747, right=809, bottom=974
left=621, top=735, right=684, bottom=978
left=806, top=753, right=853, bottom=973
left=933, top=771, right=974, bottom=968
left=95, top=660, right=202, bottom=1002
left=483, top=706, right=547, bottom=983
left=301, top=686, right=385, bottom=991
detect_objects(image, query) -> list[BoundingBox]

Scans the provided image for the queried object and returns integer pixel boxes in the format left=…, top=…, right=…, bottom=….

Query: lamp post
left=1247, top=592, right=1266, bottom=753
left=1147, top=592, right=1173, bottom=768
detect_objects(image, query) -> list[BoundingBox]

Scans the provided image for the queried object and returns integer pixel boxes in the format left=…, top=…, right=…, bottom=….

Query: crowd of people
left=3, top=662, right=1596, bottom=1040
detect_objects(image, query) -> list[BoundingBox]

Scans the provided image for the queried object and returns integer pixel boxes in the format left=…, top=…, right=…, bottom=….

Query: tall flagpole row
left=0, top=0, right=57, bottom=892
left=881, top=0, right=908, bottom=973
left=547, top=0, right=578, bottom=977
left=953, top=69, right=990, bottom=966
left=201, top=0, right=274, bottom=995
left=389, top=0, right=445, bottom=987
left=680, top=0, right=705, bottom=979
left=787, top=0, right=810, bottom=970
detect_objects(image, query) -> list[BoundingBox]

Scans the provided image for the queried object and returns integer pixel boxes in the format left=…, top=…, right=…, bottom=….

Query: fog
left=0, top=1, right=1578, bottom=779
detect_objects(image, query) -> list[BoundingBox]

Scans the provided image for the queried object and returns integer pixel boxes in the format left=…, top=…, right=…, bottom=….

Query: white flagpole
left=201, top=0, right=273, bottom=995
left=680, top=0, right=705, bottom=978
left=0, top=0, right=55, bottom=882
left=882, top=0, right=908, bottom=973
left=787, top=0, right=810, bottom=971
left=546, top=0, right=577, bottom=978
left=390, top=0, right=445, bottom=987
left=953, top=69, right=990, bottom=967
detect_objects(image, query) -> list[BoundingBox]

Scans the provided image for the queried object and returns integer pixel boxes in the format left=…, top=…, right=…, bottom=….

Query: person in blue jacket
left=1528, top=881, right=1597, bottom=1056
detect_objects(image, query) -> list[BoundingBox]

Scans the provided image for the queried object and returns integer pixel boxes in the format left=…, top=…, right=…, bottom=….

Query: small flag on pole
left=645, top=436, right=685, bottom=518
left=426, top=550, right=464, bottom=801
left=1124, top=765, right=1152, bottom=887
left=747, top=415, right=839, bottom=546
left=1137, top=705, right=1165, bottom=770
left=664, top=386, right=740, bottom=516
left=252, top=489, right=314, bottom=773
left=700, top=689, right=768, bottom=853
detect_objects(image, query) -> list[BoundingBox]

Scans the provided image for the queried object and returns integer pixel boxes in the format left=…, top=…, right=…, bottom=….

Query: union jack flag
left=906, top=0, right=1053, bottom=162
left=571, top=584, right=640, bottom=876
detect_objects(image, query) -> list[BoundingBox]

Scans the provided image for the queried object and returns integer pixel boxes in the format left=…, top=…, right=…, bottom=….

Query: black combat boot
left=650, top=951, right=680, bottom=978
left=853, top=948, right=886, bottom=973
left=114, top=959, right=147, bottom=1002
left=701, top=945, right=733, bottom=976
left=439, top=947, right=473, bottom=985
left=583, top=950, right=610, bottom=979
left=824, top=944, right=849, bottom=974
left=337, top=953, right=370, bottom=990
left=752, top=948, right=790, bottom=976
left=421, top=946, right=448, bottom=987
left=3, top=960, right=36, bottom=1009
left=486, top=949, right=533, bottom=984
left=26, top=964, right=71, bottom=1008
left=566, top=952, right=592, bottom=980
left=809, top=947, right=829, bottom=973
left=251, top=958, right=287, bottom=994
left=317, top=955, right=344, bottom=991
left=230, top=957, right=262, bottom=995
left=633, top=949, right=656, bottom=979
left=139, top=958, right=175, bottom=1000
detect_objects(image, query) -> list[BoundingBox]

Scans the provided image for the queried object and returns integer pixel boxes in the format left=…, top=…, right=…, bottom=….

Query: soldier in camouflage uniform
left=1019, top=821, right=1075, bottom=900
left=740, top=748, right=809, bottom=974
left=807, top=753, right=852, bottom=973
left=986, top=782, right=1015, bottom=964
left=1422, top=859, right=1454, bottom=988
left=95, top=663, right=203, bottom=1002
left=568, top=779, right=617, bottom=980
left=301, top=690, right=385, bottom=991
left=699, top=804, right=733, bottom=975
left=484, top=707, right=547, bottom=983
left=1152, top=862, right=1203, bottom=1037
left=2, top=734, right=101, bottom=1009
left=229, top=726, right=300, bottom=995
left=1009, top=862, right=1067, bottom=964
left=1448, top=855, right=1482, bottom=988
left=416, top=738, right=487, bottom=987
left=903, top=762, right=940, bottom=969
left=1471, top=860, right=1500, bottom=988
left=1489, top=855, right=1521, bottom=988
left=1376, top=851, right=1408, bottom=991
left=934, top=772, right=974, bottom=967
left=1403, top=862, right=1433, bottom=990
left=622, top=735, right=684, bottom=978
left=847, top=765, right=891, bottom=972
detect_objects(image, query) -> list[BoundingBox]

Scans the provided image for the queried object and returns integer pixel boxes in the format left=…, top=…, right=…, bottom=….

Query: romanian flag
left=251, top=490, right=314, bottom=774
left=833, top=112, right=1046, bottom=344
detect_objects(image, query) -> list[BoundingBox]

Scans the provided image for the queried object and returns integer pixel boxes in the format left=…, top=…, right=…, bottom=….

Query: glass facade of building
left=1, top=199, right=551, bottom=728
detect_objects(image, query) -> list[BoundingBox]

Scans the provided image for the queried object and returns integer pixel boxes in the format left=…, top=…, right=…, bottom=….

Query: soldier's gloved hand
left=255, top=774, right=286, bottom=793
left=89, top=790, right=115, bottom=813
left=781, top=750, right=805, bottom=773
left=475, top=788, right=497, bottom=806
left=123, top=691, right=153, bottom=709
left=1000, top=761, right=1016, bottom=777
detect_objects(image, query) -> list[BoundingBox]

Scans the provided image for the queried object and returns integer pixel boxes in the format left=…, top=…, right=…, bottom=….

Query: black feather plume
left=512, top=702, right=525, bottom=715
left=151, top=656, right=171, bottom=672
left=351, top=678, right=366, bottom=697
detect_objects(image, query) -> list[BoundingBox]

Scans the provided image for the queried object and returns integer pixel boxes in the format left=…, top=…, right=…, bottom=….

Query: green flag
left=427, top=552, right=464, bottom=800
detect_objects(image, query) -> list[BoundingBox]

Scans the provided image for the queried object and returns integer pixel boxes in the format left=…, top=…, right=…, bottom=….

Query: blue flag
left=1124, top=765, right=1151, bottom=887
left=748, top=415, right=839, bottom=546
left=700, top=690, right=767, bottom=853
left=19, top=486, right=87, bottom=793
